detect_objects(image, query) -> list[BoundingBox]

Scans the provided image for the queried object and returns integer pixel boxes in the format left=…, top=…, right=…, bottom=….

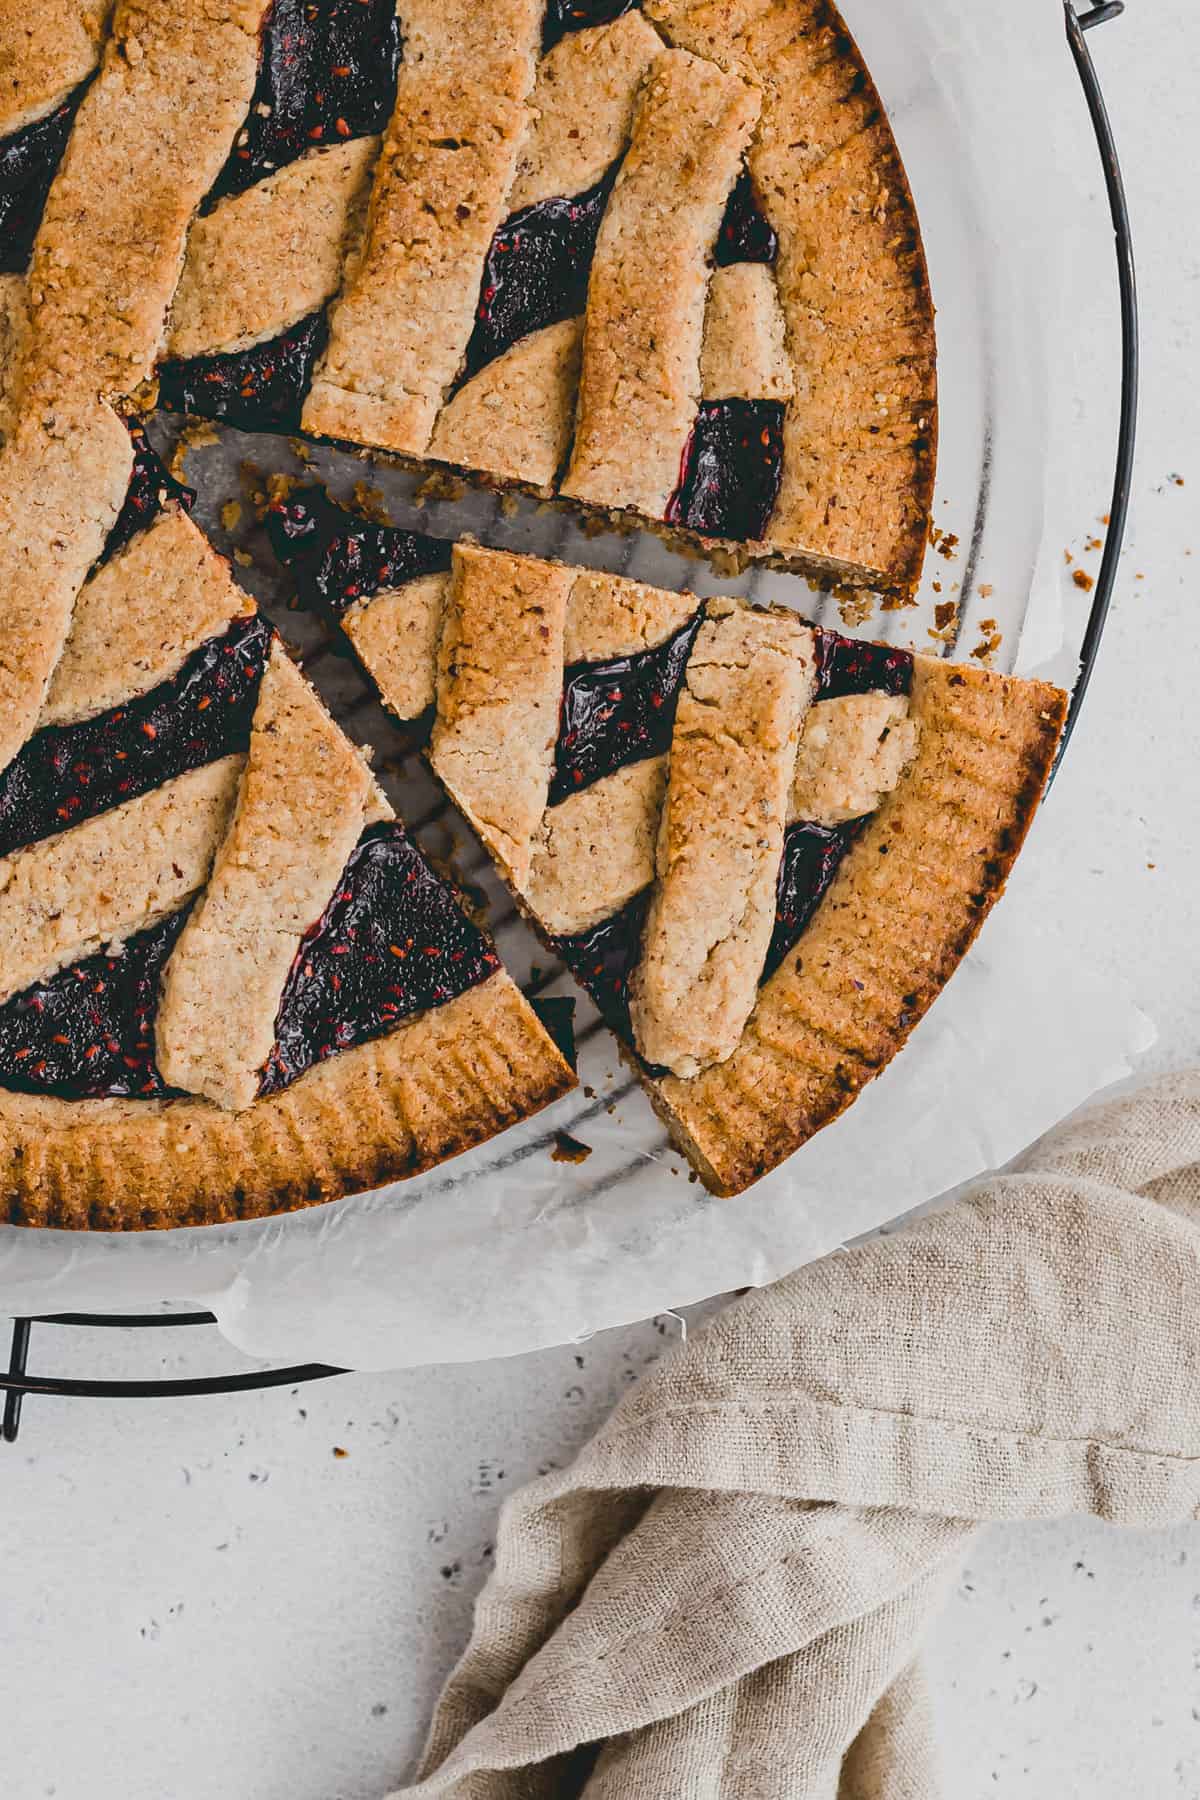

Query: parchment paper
left=0, top=0, right=1144, bottom=1367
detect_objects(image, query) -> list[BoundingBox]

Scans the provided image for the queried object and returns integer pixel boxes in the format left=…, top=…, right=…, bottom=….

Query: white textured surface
left=4, top=7, right=1200, bottom=1797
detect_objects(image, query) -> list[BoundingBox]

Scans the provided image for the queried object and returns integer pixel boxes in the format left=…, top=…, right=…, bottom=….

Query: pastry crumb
left=1072, top=568, right=1095, bottom=592
left=219, top=499, right=242, bottom=532
left=332, top=1446, right=349, bottom=1459
left=551, top=1130, right=593, bottom=1165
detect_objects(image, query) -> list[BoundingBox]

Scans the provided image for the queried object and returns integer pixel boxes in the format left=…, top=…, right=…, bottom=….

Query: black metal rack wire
left=1, top=0, right=1139, bottom=1444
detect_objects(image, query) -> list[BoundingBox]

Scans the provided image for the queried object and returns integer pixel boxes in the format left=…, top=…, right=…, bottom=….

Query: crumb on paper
left=937, top=532, right=959, bottom=561
left=1064, top=548, right=1074, bottom=564
left=978, top=583, right=993, bottom=600
left=835, top=585, right=876, bottom=628
left=332, top=1446, right=349, bottom=1459
left=970, top=618, right=1003, bottom=664
left=1085, top=535, right=1103, bottom=551
left=416, top=470, right=466, bottom=505
left=352, top=480, right=391, bottom=524
left=1171, top=473, right=1185, bottom=486
left=1072, top=568, right=1095, bottom=593
left=552, top=1130, right=593, bottom=1166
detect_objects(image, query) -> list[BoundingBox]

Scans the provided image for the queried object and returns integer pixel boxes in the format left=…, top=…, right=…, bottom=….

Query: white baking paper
left=0, top=0, right=1144, bottom=1365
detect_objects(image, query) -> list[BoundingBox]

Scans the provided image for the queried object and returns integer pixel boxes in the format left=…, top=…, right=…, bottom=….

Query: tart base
left=0, top=971, right=574, bottom=1230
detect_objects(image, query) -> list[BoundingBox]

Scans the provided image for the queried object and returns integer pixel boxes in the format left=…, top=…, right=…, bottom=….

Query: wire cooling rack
left=1, top=0, right=1139, bottom=1444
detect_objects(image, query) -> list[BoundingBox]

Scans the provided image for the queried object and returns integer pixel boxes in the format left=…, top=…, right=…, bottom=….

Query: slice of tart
left=0, top=434, right=574, bottom=1229
left=0, top=0, right=934, bottom=593
left=269, top=489, right=1066, bottom=1195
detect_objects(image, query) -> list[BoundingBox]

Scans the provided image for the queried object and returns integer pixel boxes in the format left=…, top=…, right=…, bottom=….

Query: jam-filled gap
left=264, top=484, right=452, bottom=617
left=0, top=614, right=271, bottom=858
left=205, top=0, right=402, bottom=206
left=0, top=79, right=93, bottom=275
left=549, top=610, right=702, bottom=807
left=259, top=819, right=500, bottom=1093
left=456, top=164, right=619, bottom=390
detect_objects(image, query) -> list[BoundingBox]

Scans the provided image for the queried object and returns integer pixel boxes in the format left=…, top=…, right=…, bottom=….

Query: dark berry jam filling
left=762, top=820, right=860, bottom=984
left=101, top=422, right=194, bottom=563
left=0, top=614, right=271, bottom=859
left=0, top=83, right=88, bottom=275
left=551, top=887, right=651, bottom=1044
left=542, top=0, right=637, bottom=52
left=265, top=484, right=451, bottom=617
left=157, top=309, right=328, bottom=434
left=665, top=399, right=785, bottom=544
left=259, top=821, right=500, bottom=1094
left=0, top=909, right=188, bottom=1100
left=529, top=995, right=577, bottom=1068
left=207, top=0, right=401, bottom=204
left=815, top=629, right=913, bottom=700
left=549, top=611, right=702, bottom=808
left=461, top=171, right=616, bottom=384
left=715, top=168, right=777, bottom=267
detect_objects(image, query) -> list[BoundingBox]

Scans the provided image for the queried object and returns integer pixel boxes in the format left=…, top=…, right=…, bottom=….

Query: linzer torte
left=0, top=0, right=1005, bottom=1227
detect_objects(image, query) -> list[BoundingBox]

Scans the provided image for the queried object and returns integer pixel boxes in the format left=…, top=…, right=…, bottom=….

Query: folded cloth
left=391, top=1072, right=1200, bottom=1800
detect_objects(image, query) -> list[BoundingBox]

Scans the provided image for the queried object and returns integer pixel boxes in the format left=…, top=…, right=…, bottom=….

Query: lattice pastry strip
left=269, top=491, right=1066, bottom=1195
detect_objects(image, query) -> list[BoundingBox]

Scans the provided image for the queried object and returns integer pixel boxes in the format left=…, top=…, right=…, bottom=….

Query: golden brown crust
left=564, top=566, right=698, bottom=663
left=0, top=756, right=243, bottom=1002
left=0, top=970, right=575, bottom=1229
left=343, top=572, right=450, bottom=723
left=166, top=138, right=378, bottom=360
left=508, top=11, right=662, bottom=212
left=0, top=398, right=133, bottom=774
left=787, top=691, right=918, bottom=826
left=21, top=0, right=265, bottom=405
left=428, top=317, right=583, bottom=492
left=155, top=646, right=384, bottom=1111
left=562, top=48, right=760, bottom=517
left=0, top=274, right=27, bottom=441
left=525, top=754, right=667, bottom=935
left=429, top=543, right=571, bottom=890
left=643, top=0, right=936, bottom=592
left=651, top=658, right=1067, bottom=1191
left=41, top=507, right=253, bottom=726
left=628, top=605, right=815, bottom=1077
left=302, top=31, right=539, bottom=455
left=700, top=262, right=793, bottom=402
left=0, top=0, right=113, bottom=137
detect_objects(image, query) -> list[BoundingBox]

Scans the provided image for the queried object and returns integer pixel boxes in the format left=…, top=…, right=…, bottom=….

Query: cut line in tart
left=0, top=0, right=936, bottom=595
left=269, top=489, right=1069, bottom=1196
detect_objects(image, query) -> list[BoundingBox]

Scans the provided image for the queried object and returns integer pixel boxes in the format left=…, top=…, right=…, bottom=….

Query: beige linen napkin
left=391, top=1071, right=1200, bottom=1800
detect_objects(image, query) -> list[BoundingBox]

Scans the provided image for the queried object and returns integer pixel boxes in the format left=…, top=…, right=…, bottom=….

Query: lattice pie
left=269, top=491, right=1067, bottom=1196
left=0, top=0, right=1052, bottom=1224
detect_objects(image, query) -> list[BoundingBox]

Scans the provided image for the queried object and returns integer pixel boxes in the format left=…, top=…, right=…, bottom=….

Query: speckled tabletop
left=3, top=7, right=1200, bottom=1797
